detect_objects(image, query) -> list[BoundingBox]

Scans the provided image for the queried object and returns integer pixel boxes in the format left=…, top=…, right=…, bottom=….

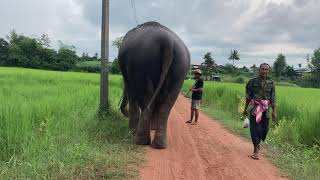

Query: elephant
left=118, top=21, right=190, bottom=149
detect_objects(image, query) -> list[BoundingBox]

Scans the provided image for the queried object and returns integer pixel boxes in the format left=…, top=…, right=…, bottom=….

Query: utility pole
left=100, top=0, right=109, bottom=110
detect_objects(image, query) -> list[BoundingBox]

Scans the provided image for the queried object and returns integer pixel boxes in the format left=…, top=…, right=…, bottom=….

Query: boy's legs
left=194, top=109, right=199, bottom=123
left=186, top=100, right=195, bottom=123
left=191, top=100, right=200, bottom=125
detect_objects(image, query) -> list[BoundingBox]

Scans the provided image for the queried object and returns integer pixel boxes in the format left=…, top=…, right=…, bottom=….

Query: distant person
left=186, top=69, right=203, bottom=125
left=243, top=63, right=277, bottom=160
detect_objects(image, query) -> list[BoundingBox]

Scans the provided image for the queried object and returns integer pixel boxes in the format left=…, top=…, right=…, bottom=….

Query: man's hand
left=242, top=109, right=248, bottom=117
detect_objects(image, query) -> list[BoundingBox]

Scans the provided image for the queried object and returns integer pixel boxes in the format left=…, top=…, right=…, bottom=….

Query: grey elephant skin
left=118, top=21, right=190, bottom=149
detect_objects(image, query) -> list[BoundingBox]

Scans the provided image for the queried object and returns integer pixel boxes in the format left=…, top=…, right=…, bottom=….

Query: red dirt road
left=139, top=95, right=287, bottom=180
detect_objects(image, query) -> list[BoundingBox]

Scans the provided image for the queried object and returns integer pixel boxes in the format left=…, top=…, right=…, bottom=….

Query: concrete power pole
left=100, top=0, right=109, bottom=110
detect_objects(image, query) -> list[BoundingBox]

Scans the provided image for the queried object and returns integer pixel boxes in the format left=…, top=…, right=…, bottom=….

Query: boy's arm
left=191, top=80, right=203, bottom=92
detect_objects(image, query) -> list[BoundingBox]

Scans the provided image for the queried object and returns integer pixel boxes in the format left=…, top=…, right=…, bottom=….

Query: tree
left=306, top=54, right=311, bottom=69
left=285, top=65, right=297, bottom=79
left=6, top=32, right=41, bottom=68
left=56, top=47, right=78, bottom=71
left=110, top=58, right=121, bottom=74
left=311, top=48, right=320, bottom=73
left=94, top=53, right=98, bottom=60
left=6, top=30, right=20, bottom=44
left=0, top=38, right=9, bottom=65
left=250, top=64, right=258, bottom=75
left=273, top=54, right=287, bottom=78
left=37, top=34, right=51, bottom=48
left=112, top=36, right=124, bottom=49
left=228, top=49, right=240, bottom=66
left=241, top=66, right=249, bottom=73
left=200, top=52, right=215, bottom=80
left=223, top=63, right=237, bottom=74
left=310, top=48, right=320, bottom=86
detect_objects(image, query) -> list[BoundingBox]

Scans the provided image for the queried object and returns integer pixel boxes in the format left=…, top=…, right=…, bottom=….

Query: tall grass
left=0, top=67, right=142, bottom=179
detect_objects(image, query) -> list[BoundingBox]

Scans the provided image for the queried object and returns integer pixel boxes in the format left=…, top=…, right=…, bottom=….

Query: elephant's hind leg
left=151, top=101, right=174, bottom=149
left=135, top=110, right=152, bottom=145
left=135, top=78, right=154, bottom=145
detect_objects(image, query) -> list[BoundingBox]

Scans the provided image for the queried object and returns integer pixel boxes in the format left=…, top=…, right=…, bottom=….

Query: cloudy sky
left=1, top=0, right=319, bottom=67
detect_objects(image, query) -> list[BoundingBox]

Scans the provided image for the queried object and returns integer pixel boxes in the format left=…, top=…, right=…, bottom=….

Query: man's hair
left=259, top=63, right=270, bottom=69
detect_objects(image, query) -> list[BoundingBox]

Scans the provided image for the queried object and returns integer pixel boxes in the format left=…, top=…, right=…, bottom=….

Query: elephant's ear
left=146, top=41, right=174, bottom=110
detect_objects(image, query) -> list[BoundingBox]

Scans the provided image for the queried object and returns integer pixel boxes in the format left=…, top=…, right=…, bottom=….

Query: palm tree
left=228, top=49, right=240, bottom=66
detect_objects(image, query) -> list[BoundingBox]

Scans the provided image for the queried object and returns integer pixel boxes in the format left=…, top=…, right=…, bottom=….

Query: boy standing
left=186, top=69, right=203, bottom=125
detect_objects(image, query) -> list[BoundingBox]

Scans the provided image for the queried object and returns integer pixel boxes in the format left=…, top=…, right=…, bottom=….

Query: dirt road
left=139, top=95, right=287, bottom=180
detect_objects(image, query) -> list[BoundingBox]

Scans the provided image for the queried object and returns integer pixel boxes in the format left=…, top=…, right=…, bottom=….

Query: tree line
left=0, top=30, right=121, bottom=73
left=197, top=49, right=320, bottom=87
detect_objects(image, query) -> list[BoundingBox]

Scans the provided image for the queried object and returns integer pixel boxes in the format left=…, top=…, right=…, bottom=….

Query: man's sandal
left=249, top=154, right=259, bottom=160
left=185, top=120, right=192, bottom=123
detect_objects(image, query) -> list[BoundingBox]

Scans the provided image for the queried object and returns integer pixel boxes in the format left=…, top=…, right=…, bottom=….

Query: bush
left=235, top=77, right=245, bottom=84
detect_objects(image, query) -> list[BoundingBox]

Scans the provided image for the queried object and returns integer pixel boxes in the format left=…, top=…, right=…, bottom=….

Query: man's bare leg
left=250, top=144, right=260, bottom=160
left=191, top=109, right=199, bottom=125
left=186, top=109, right=194, bottom=123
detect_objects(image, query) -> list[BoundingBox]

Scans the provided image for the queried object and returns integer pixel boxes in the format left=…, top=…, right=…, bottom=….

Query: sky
left=0, top=0, right=319, bottom=67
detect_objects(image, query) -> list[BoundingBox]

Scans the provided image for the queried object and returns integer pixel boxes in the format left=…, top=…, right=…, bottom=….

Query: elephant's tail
left=146, top=43, right=174, bottom=110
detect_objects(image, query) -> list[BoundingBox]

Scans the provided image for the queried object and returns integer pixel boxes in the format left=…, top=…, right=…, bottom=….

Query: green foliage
left=310, top=48, right=320, bottom=86
left=235, top=76, right=245, bottom=84
left=273, top=54, right=287, bottom=78
left=0, top=67, right=142, bottom=179
left=284, top=65, right=298, bottom=80
left=37, top=34, right=51, bottom=48
left=0, top=30, right=80, bottom=71
left=250, top=64, right=258, bottom=76
left=79, top=52, right=99, bottom=62
left=311, top=48, right=320, bottom=72
left=112, top=36, right=124, bottom=49
left=221, top=63, right=238, bottom=74
left=0, top=38, right=9, bottom=65
left=56, top=47, right=78, bottom=71
left=110, top=59, right=121, bottom=74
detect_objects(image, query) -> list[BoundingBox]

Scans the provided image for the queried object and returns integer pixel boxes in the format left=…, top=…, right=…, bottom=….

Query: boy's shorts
left=191, top=100, right=201, bottom=110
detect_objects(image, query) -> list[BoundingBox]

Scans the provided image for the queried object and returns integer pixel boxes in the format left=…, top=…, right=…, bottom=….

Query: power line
left=130, top=0, right=139, bottom=25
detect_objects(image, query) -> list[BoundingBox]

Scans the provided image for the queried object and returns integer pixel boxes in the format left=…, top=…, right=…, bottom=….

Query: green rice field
left=0, top=67, right=142, bottom=179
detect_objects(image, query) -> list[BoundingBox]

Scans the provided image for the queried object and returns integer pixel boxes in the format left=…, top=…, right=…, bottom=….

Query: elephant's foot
left=135, top=133, right=151, bottom=145
left=151, top=133, right=167, bottom=149
left=120, top=107, right=129, bottom=117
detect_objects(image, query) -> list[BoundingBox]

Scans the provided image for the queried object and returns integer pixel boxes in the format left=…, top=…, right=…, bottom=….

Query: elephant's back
left=118, top=21, right=190, bottom=90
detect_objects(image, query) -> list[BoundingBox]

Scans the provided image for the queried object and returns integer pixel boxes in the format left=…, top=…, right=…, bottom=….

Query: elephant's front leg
left=151, top=102, right=173, bottom=149
left=120, top=85, right=129, bottom=117
left=128, top=100, right=140, bottom=133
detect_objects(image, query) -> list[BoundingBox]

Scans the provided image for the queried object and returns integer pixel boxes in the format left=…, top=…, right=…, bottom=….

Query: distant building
left=186, top=64, right=221, bottom=81
left=294, top=68, right=311, bottom=76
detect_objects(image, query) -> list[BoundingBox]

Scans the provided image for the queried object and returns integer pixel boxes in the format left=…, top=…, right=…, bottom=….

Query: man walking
left=186, top=69, right=203, bottom=125
left=243, top=63, right=277, bottom=160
